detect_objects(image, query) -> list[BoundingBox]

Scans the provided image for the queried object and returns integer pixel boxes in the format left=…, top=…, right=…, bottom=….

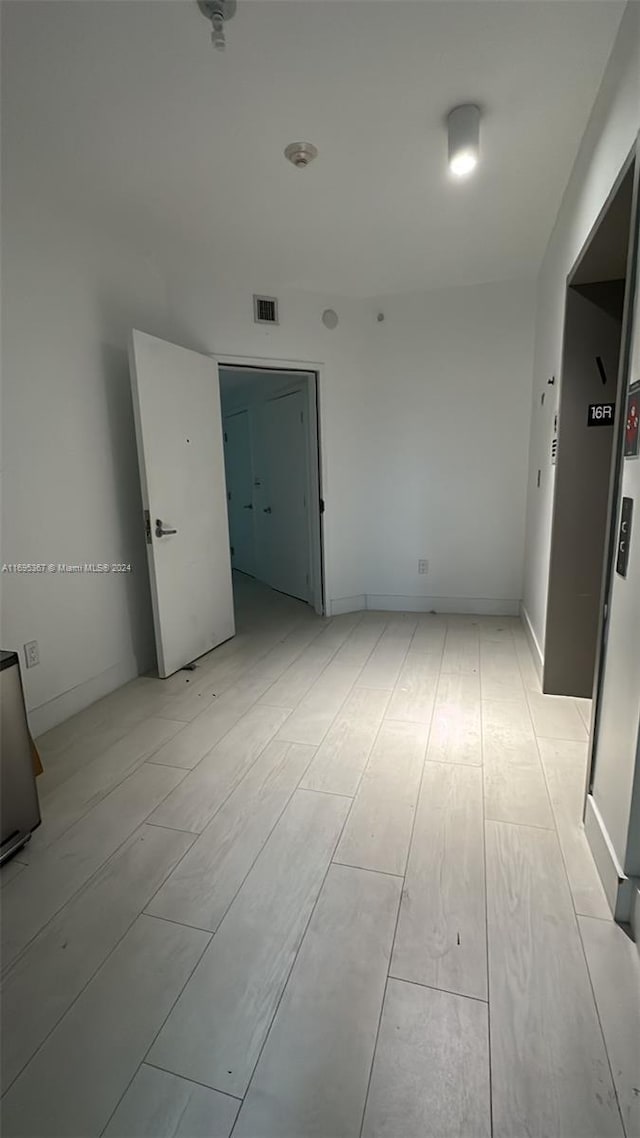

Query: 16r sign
left=587, top=402, right=615, bottom=426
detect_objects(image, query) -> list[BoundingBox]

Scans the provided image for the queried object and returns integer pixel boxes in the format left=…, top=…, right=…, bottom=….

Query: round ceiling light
left=322, top=309, right=339, bottom=329
left=284, top=142, right=319, bottom=169
left=447, top=104, right=480, bottom=178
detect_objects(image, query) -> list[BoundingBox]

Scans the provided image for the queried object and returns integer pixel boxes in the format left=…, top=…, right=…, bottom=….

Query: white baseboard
left=520, top=603, right=544, bottom=682
left=327, top=595, right=366, bottom=617
left=28, top=655, right=141, bottom=738
left=364, top=595, right=520, bottom=615
left=584, top=794, right=632, bottom=921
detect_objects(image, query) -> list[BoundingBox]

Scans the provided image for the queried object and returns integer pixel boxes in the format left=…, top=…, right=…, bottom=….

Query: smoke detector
left=284, top=142, right=318, bottom=169
left=322, top=309, right=338, bottom=330
left=198, top=0, right=236, bottom=51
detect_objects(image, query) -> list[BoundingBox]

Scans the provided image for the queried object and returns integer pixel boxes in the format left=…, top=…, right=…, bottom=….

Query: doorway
left=544, top=157, right=636, bottom=698
left=219, top=365, right=324, bottom=615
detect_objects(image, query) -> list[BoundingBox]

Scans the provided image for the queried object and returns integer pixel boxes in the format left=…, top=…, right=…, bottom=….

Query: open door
left=129, top=330, right=235, bottom=678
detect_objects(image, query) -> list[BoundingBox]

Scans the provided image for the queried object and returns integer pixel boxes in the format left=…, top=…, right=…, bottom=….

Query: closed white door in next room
left=223, top=410, right=255, bottom=575
left=261, top=389, right=311, bottom=602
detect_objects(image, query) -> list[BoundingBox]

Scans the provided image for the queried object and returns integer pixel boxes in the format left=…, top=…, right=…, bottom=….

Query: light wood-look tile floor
left=2, top=576, right=639, bottom=1137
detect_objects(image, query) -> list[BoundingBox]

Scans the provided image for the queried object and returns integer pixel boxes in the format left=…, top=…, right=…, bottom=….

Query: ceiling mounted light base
left=198, top=0, right=236, bottom=51
left=447, top=104, right=480, bottom=178
left=285, top=142, right=318, bottom=169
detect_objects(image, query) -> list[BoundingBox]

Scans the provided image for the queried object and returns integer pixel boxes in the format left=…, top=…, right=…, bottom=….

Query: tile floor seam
left=142, top=1060, right=243, bottom=1103
left=259, top=619, right=367, bottom=713
left=576, top=908, right=629, bottom=1137
left=273, top=656, right=366, bottom=751
left=378, top=634, right=440, bottom=1021
left=331, top=861, right=404, bottom=879
left=228, top=790, right=363, bottom=1136
left=575, top=911, right=615, bottom=923
left=422, top=756, right=483, bottom=770
left=532, top=729, right=589, bottom=924
left=151, top=710, right=297, bottom=839
left=386, top=974, right=490, bottom=1005
left=146, top=616, right=330, bottom=758
left=0, top=765, right=188, bottom=981
left=139, top=909, right=216, bottom=936
left=34, top=733, right=189, bottom=852
left=2, top=907, right=206, bottom=1101
left=99, top=922, right=214, bottom=1136
left=144, top=821, right=201, bottom=836
left=509, top=626, right=622, bottom=1131
left=305, top=684, right=393, bottom=805
left=295, top=787, right=352, bottom=801
left=483, top=814, right=556, bottom=833
left=144, top=759, right=198, bottom=771
left=359, top=851, right=408, bottom=1138
left=146, top=744, right=323, bottom=940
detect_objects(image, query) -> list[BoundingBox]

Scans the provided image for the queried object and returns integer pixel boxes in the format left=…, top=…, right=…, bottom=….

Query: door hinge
left=230, top=545, right=235, bottom=557
left=224, top=431, right=228, bottom=443
left=144, top=509, right=152, bottom=545
left=319, top=498, right=325, bottom=514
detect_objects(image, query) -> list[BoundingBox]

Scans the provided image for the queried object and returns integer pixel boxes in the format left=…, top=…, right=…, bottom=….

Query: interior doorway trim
left=583, top=143, right=639, bottom=798
left=544, top=144, right=637, bottom=696
left=213, top=351, right=327, bottom=616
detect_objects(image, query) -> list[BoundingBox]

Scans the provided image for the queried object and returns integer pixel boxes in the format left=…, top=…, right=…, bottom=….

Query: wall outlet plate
left=24, top=640, right=39, bottom=668
left=418, top=559, right=429, bottom=575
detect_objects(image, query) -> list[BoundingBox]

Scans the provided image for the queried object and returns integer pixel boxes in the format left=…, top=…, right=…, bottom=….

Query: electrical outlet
left=418, top=559, right=429, bottom=575
left=24, top=640, right=39, bottom=669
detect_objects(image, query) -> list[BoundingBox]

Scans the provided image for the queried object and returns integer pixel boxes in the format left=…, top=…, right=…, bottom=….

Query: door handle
left=243, top=504, right=253, bottom=510
left=155, top=519, right=178, bottom=537
left=263, top=507, right=272, bottom=514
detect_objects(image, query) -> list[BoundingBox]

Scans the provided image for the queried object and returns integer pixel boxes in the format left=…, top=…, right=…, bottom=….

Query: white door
left=223, top=411, right=255, bottom=575
left=129, top=330, right=235, bottom=678
left=262, top=390, right=310, bottom=601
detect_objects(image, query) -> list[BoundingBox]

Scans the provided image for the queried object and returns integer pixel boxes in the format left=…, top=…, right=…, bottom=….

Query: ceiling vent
left=253, top=295, right=279, bottom=325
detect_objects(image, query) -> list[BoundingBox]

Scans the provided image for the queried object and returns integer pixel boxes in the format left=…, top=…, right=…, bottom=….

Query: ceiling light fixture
left=447, top=104, right=480, bottom=178
left=197, top=0, right=236, bottom=51
left=284, top=142, right=318, bottom=169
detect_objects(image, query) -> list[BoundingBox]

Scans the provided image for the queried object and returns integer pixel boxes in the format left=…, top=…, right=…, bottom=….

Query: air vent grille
left=253, top=295, right=279, bottom=325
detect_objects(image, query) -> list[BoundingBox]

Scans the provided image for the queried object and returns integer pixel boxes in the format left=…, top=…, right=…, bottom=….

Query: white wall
left=522, top=0, right=640, bottom=660
left=1, top=193, right=177, bottom=733
left=360, top=279, right=537, bottom=613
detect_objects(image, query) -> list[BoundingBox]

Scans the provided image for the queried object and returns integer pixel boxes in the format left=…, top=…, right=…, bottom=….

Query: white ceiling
left=3, top=0, right=625, bottom=297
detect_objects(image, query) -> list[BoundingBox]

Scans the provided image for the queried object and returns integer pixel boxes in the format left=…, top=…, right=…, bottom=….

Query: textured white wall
left=360, top=280, right=537, bottom=613
left=1, top=194, right=178, bottom=732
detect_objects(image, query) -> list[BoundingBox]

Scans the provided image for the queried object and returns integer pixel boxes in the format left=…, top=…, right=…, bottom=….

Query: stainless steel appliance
left=1, top=650, right=41, bottom=863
